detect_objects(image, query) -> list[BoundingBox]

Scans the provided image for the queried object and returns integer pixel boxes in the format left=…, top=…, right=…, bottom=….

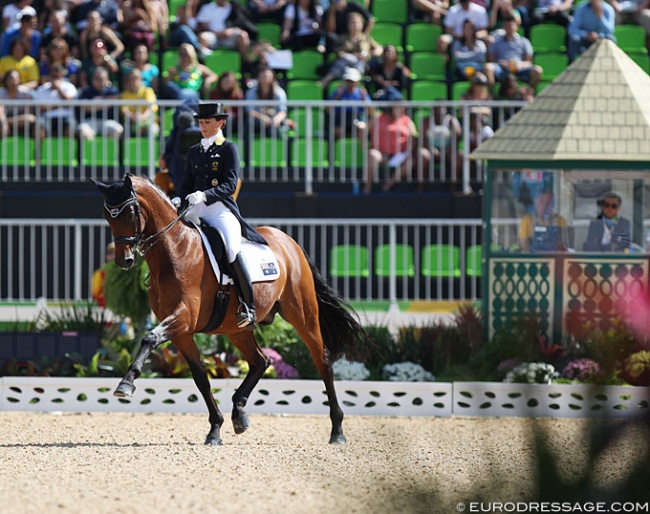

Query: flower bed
left=2, top=377, right=649, bottom=419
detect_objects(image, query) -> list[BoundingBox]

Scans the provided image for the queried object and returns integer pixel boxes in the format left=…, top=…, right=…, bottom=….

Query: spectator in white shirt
left=33, top=63, right=78, bottom=136
left=437, top=0, right=489, bottom=55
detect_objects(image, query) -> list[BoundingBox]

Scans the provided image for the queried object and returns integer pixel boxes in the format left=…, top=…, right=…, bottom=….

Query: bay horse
left=91, top=174, right=368, bottom=445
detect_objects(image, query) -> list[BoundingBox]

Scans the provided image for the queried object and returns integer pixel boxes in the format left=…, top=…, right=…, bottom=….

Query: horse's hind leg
left=227, top=332, right=269, bottom=434
left=280, top=308, right=346, bottom=444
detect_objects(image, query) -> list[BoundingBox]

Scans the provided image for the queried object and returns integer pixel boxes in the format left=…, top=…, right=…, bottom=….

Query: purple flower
left=561, top=359, right=602, bottom=382
left=262, top=347, right=300, bottom=379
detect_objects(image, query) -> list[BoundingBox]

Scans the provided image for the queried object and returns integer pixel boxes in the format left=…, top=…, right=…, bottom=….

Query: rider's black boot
left=230, top=252, right=257, bottom=330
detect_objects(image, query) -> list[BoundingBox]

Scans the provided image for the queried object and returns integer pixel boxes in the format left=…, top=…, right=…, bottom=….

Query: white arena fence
left=1, top=377, right=649, bottom=419
left=0, top=217, right=487, bottom=303
left=0, top=98, right=527, bottom=194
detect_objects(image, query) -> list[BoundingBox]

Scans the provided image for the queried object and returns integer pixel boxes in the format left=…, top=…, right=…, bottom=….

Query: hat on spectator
left=194, top=102, right=229, bottom=119
left=17, top=6, right=37, bottom=19
left=471, top=72, right=489, bottom=86
left=342, top=68, right=362, bottom=82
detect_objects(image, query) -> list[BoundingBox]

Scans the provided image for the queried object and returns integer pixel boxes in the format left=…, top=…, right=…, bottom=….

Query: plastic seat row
left=1, top=136, right=160, bottom=167
left=329, top=243, right=483, bottom=278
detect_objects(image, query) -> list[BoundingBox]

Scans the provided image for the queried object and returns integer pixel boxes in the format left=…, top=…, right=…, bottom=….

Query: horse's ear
left=124, top=174, right=133, bottom=188
left=89, top=178, right=109, bottom=195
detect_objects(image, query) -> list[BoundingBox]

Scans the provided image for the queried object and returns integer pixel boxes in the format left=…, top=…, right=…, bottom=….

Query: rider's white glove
left=171, top=197, right=182, bottom=208
left=186, top=190, right=207, bottom=206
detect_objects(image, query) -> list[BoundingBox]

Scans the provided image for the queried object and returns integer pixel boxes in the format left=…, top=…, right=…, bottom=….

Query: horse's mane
left=130, top=175, right=176, bottom=213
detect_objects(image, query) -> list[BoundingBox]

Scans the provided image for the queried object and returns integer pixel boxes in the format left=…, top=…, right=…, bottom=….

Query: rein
left=104, top=193, right=192, bottom=257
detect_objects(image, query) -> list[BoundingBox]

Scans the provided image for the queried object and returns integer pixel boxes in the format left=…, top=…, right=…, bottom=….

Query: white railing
left=2, top=377, right=649, bottom=419
left=0, top=217, right=484, bottom=303
left=0, top=98, right=527, bottom=194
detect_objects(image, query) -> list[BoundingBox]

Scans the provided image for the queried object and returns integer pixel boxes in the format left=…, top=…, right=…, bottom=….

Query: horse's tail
left=302, top=249, right=370, bottom=362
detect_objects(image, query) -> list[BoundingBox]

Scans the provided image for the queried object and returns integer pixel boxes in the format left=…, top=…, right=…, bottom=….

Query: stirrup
left=236, top=305, right=257, bottom=330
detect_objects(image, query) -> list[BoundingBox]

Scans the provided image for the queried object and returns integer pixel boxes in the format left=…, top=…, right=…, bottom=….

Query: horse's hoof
left=233, top=413, right=250, bottom=435
left=114, top=382, right=136, bottom=397
left=329, top=434, right=347, bottom=445
left=204, top=427, right=222, bottom=446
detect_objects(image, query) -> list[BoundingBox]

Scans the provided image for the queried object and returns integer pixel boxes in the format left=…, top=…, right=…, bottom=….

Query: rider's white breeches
left=191, top=201, right=242, bottom=263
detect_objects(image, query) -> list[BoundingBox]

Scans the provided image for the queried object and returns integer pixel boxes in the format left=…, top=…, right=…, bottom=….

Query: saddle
left=184, top=218, right=280, bottom=332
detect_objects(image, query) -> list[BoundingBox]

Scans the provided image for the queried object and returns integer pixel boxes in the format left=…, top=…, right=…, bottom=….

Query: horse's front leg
left=228, top=332, right=269, bottom=435
left=114, top=324, right=168, bottom=397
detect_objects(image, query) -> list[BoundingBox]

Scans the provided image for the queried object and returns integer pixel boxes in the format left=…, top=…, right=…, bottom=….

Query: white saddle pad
left=188, top=219, right=280, bottom=285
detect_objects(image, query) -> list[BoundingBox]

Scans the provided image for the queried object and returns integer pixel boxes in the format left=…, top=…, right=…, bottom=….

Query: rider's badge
left=212, top=161, right=219, bottom=170
left=211, top=178, right=219, bottom=186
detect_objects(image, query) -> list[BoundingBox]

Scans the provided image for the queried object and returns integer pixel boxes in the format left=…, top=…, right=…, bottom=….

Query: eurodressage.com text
left=460, top=502, right=649, bottom=513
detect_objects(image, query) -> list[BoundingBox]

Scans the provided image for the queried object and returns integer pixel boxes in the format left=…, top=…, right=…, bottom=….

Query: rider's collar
left=201, top=130, right=225, bottom=151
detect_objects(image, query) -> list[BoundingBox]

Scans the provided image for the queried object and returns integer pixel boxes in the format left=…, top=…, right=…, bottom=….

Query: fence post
left=389, top=222, right=397, bottom=308
left=74, top=223, right=83, bottom=301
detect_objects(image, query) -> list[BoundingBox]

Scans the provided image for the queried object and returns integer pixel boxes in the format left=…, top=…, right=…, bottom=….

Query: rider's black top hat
left=194, top=102, right=229, bottom=119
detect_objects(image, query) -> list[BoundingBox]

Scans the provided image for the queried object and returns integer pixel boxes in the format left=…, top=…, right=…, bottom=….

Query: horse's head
left=91, top=174, right=143, bottom=270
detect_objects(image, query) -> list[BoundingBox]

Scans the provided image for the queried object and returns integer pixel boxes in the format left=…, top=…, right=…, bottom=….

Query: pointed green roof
left=471, top=39, right=650, bottom=161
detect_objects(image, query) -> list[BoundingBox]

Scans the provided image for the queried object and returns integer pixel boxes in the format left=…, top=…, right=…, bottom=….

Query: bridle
left=104, top=189, right=190, bottom=257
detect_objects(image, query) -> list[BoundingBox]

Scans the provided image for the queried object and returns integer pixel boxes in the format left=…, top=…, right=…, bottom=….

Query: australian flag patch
left=260, top=262, right=278, bottom=276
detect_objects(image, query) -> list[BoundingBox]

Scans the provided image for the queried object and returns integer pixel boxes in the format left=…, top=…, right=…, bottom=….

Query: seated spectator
left=567, top=0, right=615, bottom=62
left=584, top=192, right=631, bottom=252
left=39, top=38, right=81, bottom=86
left=318, top=12, right=382, bottom=88
left=0, top=36, right=39, bottom=89
left=79, top=38, right=119, bottom=88
left=437, top=0, right=489, bottom=56
left=495, top=71, right=534, bottom=101
left=120, top=43, right=159, bottom=90
left=460, top=72, right=495, bottom=151
left=369, top=44, right=411, bottom=101
left=40, top=10, right=81, bottom=61
left=121, top=68, right=159, bottom=136
left=531, top=0, right=573, bottom=27
left=411, top=0, right=449, bottom=24
left=244, top=67, right=289, bottom=135
left=281, top=0, right=326, bottom=52
left=248, top=0, right=287, bottom=23
left=2, top=0, right=31, bottom=31
left=120, top=0, right=157, bottom=52
left=72, top=0, right=123, bottom=31
left=327, top=67, right=372, bottom=140
left=195, top=0, right=257, bottom=61
left=0, top=6, right=41, bottom=58
left=484, top=13, right=542, bottom=89
left=419, top=105, right=463, bottom=185
left=0, top=69, right=42, bottom=138
left=33, top=63, right=78, bottom=136
left=78, top=11, right=124, bottom=61
left=160, top=43, right=217, bottom=102
left=610, top=0, right=650, bottom=46
left=77, top=66, right=123, bottom=140
left=209, top=70, right=244, bottom=132
left=37, top=0, right=69, bottom=34
left=519, top=189, right=568, bottom=252
left=368, top=104, right=430, bottom=193
left=452, top=19, right=488, bottom=81
left=489, top=0, right=530, bottom=38
left=168, top=0, right=202, bottom=54
left=323, top=0, right=374, bottom=52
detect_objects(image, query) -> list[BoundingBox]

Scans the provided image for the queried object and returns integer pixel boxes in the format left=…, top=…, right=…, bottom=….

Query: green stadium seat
left=1, top=136, right=35, bottom=166
left=287, top=80, right=324, bottom=100
left=161, top=49, right=177, bottom=73
left=285, top=50, right=324, bottom=80
left=228, top=136, right=246, bottom=167
left=374, top=244, right=415, bottom=277
left=204, top=49, right=242, bottom=78
left=421, top=244, right=461, bottom=278
left=257, top=22, right=282, bottom=47
left=333, top=137, right=364, bottom=169
left=615, top=24, right=647, bottom=54
left=406, top=24, right=442, bottom=53
left=452, top=80, right=471, bottom=100
left=534, top=52, right=569, bottom=80
left=123, top=137, right=159, bottom=167
left=291, top=138, right=329, bottom=169
left=81, top=137, right=120, bottom=167
left=372, top=0, right=408, bottom=23
left=409, top=52, right=447, bottom=81
left=249, top=138, right=288, bottom=168
left=465, top=245, right=482, bottom=277
left=329, top=245, right=370, bottom=277
left=411, top=80, right=448, bottom=100
left=41, top=137, right=79, bottom=166
left=530, top=24, right=567, bottom=53
left=289, top=107, right=326, bottom=137
left=370, top=22, right=404, bottom=52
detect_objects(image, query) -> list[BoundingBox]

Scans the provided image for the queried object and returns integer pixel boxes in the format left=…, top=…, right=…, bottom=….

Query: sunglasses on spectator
left=603, top=202, right=619, bottom=209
